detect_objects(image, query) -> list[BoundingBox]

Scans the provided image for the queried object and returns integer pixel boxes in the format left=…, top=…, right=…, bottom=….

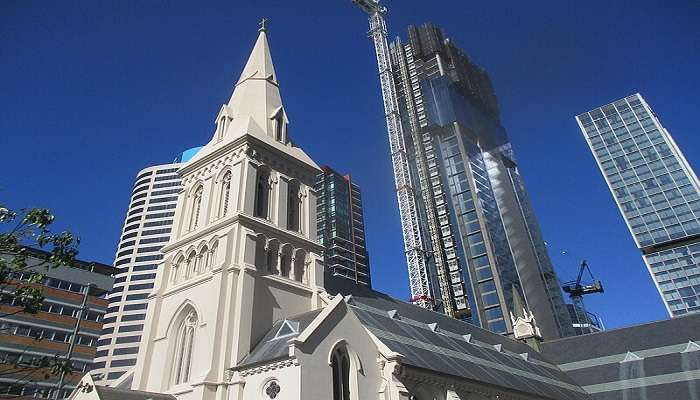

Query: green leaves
left=0, top=205, right=82, bottom=384
left=0, top=205, right=80, bottom=315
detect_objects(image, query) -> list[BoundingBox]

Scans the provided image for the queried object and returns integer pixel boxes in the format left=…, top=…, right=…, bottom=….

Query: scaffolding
left=352, top=0, right=434, bottom=310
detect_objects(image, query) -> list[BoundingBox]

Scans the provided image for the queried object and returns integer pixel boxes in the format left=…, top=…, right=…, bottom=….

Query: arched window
left=331, top=347, right=351, bottom=400
left=220, top=172, right=232, bottom=217
left=218, top=116, right=227, bottom=140
left=287, top=180, right=301, bottom=232
left=172, top=256, right=185, bottom=284
left=190, top=186, right=204, bottom=230
left=172, top=311, right=197, bottom=386
left=186, top=251, right=196, bottom=279
left=293, top=250, right=306, bottom=283
left=200, top=246, right=209, bottom=272
left=279, top=246, right=292, bottom=279
left=254, top=167, right=271, bottom=219
left=274, top=116, right=284, bottom=142
left=210, top=241, right=218, bottom=268
left=265, top=240, right=279, bottom=274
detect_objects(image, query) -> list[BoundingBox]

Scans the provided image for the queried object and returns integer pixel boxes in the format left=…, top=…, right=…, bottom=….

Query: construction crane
left=562, top=260, right=604, bottom=334
left=351, top=0, right=436, bottom=311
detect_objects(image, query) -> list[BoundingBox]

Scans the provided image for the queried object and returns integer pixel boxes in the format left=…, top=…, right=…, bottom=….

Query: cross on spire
left=258, top=17, right=268, bottom=33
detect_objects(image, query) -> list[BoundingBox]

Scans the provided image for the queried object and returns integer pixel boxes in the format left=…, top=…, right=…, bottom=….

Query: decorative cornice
left=161, top=215, right=237, bottom=253
left=238, top=213, right=324, bottom=252
left=179, top=133, right=319, bottom=181
left=237, top=358, right=296, bottom=377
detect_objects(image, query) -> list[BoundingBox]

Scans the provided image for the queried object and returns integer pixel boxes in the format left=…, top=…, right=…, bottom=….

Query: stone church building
left=69, top=25, right=700, bottom=400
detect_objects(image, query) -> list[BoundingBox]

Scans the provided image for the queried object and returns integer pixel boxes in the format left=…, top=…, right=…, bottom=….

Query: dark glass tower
left=389, top=24, right=573, bottom=338
left=577, top=94, right=700, bottom=317
left=315, top=166, right=371, bottom=287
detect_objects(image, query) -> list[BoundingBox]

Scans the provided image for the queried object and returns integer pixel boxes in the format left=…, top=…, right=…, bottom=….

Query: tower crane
left=562, top=260, right=604, bottom=334
left=351, top=0, right=437, bottom=311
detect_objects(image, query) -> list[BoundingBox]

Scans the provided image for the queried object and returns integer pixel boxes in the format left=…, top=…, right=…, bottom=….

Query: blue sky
left=2, top=0, right=699, bottom=330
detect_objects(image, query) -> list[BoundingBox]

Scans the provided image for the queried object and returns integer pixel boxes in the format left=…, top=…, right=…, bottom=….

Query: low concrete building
left=0, top=247, right=114, bottom=399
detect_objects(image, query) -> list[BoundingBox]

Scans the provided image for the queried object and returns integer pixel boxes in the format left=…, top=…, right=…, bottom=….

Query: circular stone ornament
left=264, top=380, right=281, bottom=399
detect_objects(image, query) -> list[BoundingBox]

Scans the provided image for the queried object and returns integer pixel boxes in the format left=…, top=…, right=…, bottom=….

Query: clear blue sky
left=2, top=0, right=699, bottom=330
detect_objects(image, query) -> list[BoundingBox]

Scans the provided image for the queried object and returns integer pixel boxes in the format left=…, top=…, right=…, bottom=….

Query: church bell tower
left=130, top=22, right=325, bottom=400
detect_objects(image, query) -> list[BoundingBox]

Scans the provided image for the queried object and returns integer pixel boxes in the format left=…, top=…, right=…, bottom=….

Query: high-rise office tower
left=577, top=93, right=700, bottom=317
left=315, top=166, right=371, bottom=286
left=93, top=147, right=200, bottom=384
left=386, top=24, right=573, bottom=339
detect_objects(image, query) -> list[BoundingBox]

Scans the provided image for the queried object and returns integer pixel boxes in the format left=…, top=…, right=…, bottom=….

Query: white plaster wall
left=239, top=365, right=301, bottom=400
left=294, top=305, right=383, bottom=400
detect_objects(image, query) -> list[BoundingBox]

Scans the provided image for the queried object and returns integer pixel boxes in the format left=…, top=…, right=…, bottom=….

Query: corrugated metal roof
left=237, top=278, right=591, bottom=399
left=327, top=276, right=591, bottom=400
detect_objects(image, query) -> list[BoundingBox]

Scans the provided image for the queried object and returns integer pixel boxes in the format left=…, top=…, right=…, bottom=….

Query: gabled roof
left=238, top=309, right=323, bottom=368
left=325, top=277, right=591, bottom=400
left=93, top=386, right=175, bottom=400
left=68, top=374, right=174, bottom=400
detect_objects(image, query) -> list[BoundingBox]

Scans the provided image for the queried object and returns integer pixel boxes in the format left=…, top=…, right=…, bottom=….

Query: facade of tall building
left=0, top=248, right=114, bottom=399
left=386, top=24, right=573, bottom=339
left=93, top=148, right=200, bottom=384
left=315, top=166, right=371, bottom=287
left=577, top=93, right=700, bottom=317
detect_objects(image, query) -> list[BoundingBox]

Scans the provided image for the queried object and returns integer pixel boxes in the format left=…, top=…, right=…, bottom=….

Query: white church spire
left=186, top=20, right=317, bottom=171
left=224, top=19, right=288, bottom=143
left=234, top=18, right=278, bottom=88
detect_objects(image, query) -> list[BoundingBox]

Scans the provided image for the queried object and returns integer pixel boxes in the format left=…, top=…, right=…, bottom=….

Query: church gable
left=229, top=295, right=384, bottom=400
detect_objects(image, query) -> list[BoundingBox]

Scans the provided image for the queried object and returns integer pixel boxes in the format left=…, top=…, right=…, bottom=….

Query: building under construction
left=378, top=22, right=573, bottom=339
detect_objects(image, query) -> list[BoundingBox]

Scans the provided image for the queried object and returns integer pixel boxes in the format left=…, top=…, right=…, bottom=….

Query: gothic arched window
left=287, top=180, right=301, bottom=232
left=279, top=247, right=292, bottom=279
left=172, top=256, right=185, bottom=284
left=220, top=172, right=232, bottom=217
left=186, top=251, right=196, bottom=279
left=218, top=116, right=227, bottom=141
left=200, top=246, right=209, bottom=272
left=172, top=311, right=197, bottom=386
left=274, top=116, right=284, bottom=142
left=293, top=250, right=306, bottom=283
left=331, top=347, right=351, bottom=400
left=254, top=167, right=271, bottom=219
left=190, top=186, right=204, bottom=230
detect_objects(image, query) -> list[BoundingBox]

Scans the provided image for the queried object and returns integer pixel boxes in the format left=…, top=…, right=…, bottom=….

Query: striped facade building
left=92, top=148, right=199, bottom=384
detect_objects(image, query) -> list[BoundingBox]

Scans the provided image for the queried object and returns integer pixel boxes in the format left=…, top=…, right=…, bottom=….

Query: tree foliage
left=0, top=205, right=82, bottom=391
left=0, top=206, right=80, bottom=315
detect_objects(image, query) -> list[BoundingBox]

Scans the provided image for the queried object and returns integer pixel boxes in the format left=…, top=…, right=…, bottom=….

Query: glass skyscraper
left=389, top=24, right=573, bottom=339
left=577, top=93, right=700, bottom=317
left=315, top=166, right=371, bottom=287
